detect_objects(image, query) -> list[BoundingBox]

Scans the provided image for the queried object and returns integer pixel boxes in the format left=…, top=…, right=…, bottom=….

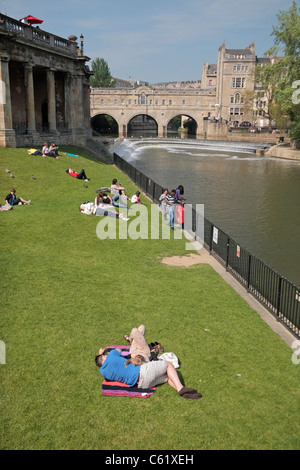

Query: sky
left=4, top=0, right=296, bottom=83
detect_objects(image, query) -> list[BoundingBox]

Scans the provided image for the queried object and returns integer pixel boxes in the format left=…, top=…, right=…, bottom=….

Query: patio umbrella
left=20, top=15, right=44, bottom=25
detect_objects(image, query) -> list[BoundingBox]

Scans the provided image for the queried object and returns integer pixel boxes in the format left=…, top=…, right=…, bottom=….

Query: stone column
left=47, top=68, right=57, bottom=132
left=24, top=64, right=36, bottom=132
left=0, top=55, right=16, bottom=147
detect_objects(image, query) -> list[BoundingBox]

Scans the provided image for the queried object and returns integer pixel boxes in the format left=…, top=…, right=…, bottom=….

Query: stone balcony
left=0, top=14, right=79, bottom=57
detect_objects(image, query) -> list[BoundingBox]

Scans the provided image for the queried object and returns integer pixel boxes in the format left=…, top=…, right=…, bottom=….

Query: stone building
left=0, top=14, right=92, bottom=148
left=202, top=42, right=272, bottom=126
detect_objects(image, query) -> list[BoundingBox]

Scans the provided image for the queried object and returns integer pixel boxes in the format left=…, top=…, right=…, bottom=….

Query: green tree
left=258, top=1, right=300, bottom=142
left=90, top=58, right=115, bottom=88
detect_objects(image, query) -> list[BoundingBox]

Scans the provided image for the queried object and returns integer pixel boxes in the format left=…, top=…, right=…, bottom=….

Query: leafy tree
left=90, top=58, right=115, bottom=88
left=258, top=2, right=300, bottom=142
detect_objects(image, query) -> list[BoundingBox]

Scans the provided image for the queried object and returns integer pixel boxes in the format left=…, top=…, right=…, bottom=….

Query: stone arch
left=91, top=113, right=119, bottom=135
left=166, top=113, right=198, bottom=135
left=127, top=113, right=158, bottom=137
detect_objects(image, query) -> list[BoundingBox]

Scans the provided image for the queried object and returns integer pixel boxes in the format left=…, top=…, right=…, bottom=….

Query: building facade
left=0, top=14, right=92, bottom=148
left=203, top=42, right=271, bottom=127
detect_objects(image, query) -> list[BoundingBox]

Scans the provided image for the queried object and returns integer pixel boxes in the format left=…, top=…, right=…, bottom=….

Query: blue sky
left=5, top=0, right=295, bottom=83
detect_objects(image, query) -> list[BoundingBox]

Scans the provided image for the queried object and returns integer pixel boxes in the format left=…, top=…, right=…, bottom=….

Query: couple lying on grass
left=95, top=325, right=202, bottom=400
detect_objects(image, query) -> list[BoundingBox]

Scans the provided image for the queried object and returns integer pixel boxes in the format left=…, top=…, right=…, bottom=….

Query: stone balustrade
left=0, top=14, right=78, bottom=56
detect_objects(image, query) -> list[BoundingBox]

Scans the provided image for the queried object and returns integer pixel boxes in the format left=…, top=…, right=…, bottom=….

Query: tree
left=258, top=2, right=300, bottom=142
left=90, top=58, right=115, bottom=88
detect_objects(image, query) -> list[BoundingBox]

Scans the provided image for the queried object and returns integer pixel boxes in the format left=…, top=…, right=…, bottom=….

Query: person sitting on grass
left=95, top=346, right=202, bottom=399
left=129, top=191, right=141, bottom=204
left=42, top=142, right=59, bottom=159
left=66, top=168, right=90, bottom=182
left=110, top=179, right=131, bottom=209
left=5, top=188, right=31, bottom=206
left=95, top=190, right=113, bottom=208
left=49, top=142, right=60, bottom=157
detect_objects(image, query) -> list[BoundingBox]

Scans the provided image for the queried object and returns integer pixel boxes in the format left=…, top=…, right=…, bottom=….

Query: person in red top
left=66, top=168, right=89, bottom=182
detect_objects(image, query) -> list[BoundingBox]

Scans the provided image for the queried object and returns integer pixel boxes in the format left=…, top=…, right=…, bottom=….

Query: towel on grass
left=101, top=345, right=156, bottom=398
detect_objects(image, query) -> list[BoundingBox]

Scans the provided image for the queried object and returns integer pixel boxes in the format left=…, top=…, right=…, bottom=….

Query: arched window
left=234, top=93, right=241, bottom=104
left=138, top=93, right=148, bottom=105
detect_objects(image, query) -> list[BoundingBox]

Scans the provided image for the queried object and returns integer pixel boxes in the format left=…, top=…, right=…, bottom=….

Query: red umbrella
left=20, top=15, right=44, bottom=26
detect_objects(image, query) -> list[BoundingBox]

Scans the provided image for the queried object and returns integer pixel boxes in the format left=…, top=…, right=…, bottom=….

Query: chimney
left=249, top=42, right=255, bottom=56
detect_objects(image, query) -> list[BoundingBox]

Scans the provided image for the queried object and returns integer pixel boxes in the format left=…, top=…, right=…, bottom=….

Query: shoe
left=122, top=217, right=129, bottom=221
left=85, top=179, right=89, bottom=182
left=27, top=200, right=31, bottom=205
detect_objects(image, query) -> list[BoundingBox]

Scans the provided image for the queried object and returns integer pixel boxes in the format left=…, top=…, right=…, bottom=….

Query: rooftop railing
left=0, top=14, right=78, bottom=56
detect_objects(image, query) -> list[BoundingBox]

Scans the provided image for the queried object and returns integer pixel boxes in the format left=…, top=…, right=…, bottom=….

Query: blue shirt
left=100, top=349, right=140, bottom=387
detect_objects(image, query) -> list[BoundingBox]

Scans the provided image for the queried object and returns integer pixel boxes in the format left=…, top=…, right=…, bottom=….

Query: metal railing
left=114, top=151, right=300, bottom=338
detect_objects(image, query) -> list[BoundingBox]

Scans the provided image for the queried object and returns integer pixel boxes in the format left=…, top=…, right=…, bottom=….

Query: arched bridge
left=90, top=85, right=223, bottom=138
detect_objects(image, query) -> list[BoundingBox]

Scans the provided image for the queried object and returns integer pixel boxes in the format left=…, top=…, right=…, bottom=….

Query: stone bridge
left=90, top=85, right=227, bottom=138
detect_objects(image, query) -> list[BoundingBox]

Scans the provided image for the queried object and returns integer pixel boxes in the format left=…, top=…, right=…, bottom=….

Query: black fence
left=114, top=152, right=300, bottom=338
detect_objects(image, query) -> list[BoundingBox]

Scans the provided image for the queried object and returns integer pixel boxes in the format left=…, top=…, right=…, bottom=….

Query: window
left=155, top=99, right=159, bottom=105
left=169, top=100, right=172, bottom=105
left=233, top=65, right=237, bottom=72
left=235, top=108, right=239, bottom=115
left=235, top=93, right=240, bottom=104
left=128, top=99, right=131, bottom=105
left=114, top=99, right=118, bottom=105
left=209, top=79, right=212, bottom=85
left=230, top=108, right=234, bottom=115
left=196, top=100, right=199, bottom=106
left=182, top=99, right=185, bottom=105
left=237, top=64, right=241, bottom=72
left=100, top=99, right=104, bottom=105
left=230, top=96, right=234, bottom=104
left=232, top=77, right=246, bottom=88
left=162, top=100, right=165, bottom=105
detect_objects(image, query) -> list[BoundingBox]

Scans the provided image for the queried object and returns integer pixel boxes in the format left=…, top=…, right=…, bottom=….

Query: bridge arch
left=91, top=113, right=120, bottom=135
left=127, top=113, right=158, bottom=137
left=166, top=113, right=199, bottom=135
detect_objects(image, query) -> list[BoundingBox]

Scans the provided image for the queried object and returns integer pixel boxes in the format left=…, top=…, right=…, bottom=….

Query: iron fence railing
left=114, top=151, right=300, bottom=338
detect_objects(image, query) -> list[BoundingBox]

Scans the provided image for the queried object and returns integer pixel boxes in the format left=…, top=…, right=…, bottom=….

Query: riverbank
left=264, top=143, right=300, bottom=160
left=1, top=146, right=299, bottom=450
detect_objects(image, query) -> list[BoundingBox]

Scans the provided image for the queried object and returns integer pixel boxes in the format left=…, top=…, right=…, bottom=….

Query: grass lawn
left=0, top=146, right=299, bottom=450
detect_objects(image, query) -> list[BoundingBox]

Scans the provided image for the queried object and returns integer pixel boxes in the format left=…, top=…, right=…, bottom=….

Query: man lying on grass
left=95, top=347, right=202, bottom=399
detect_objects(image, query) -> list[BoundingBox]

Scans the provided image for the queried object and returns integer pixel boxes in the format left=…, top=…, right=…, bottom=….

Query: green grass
left=0, top=146, right=299, bottom=450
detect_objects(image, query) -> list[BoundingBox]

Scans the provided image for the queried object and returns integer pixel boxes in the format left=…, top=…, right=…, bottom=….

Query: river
left=115, top=137, right=300, bottom=287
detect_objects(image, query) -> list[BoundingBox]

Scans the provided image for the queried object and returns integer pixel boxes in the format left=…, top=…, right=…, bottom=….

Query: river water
left=115, top=137, right=300, bottom=287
